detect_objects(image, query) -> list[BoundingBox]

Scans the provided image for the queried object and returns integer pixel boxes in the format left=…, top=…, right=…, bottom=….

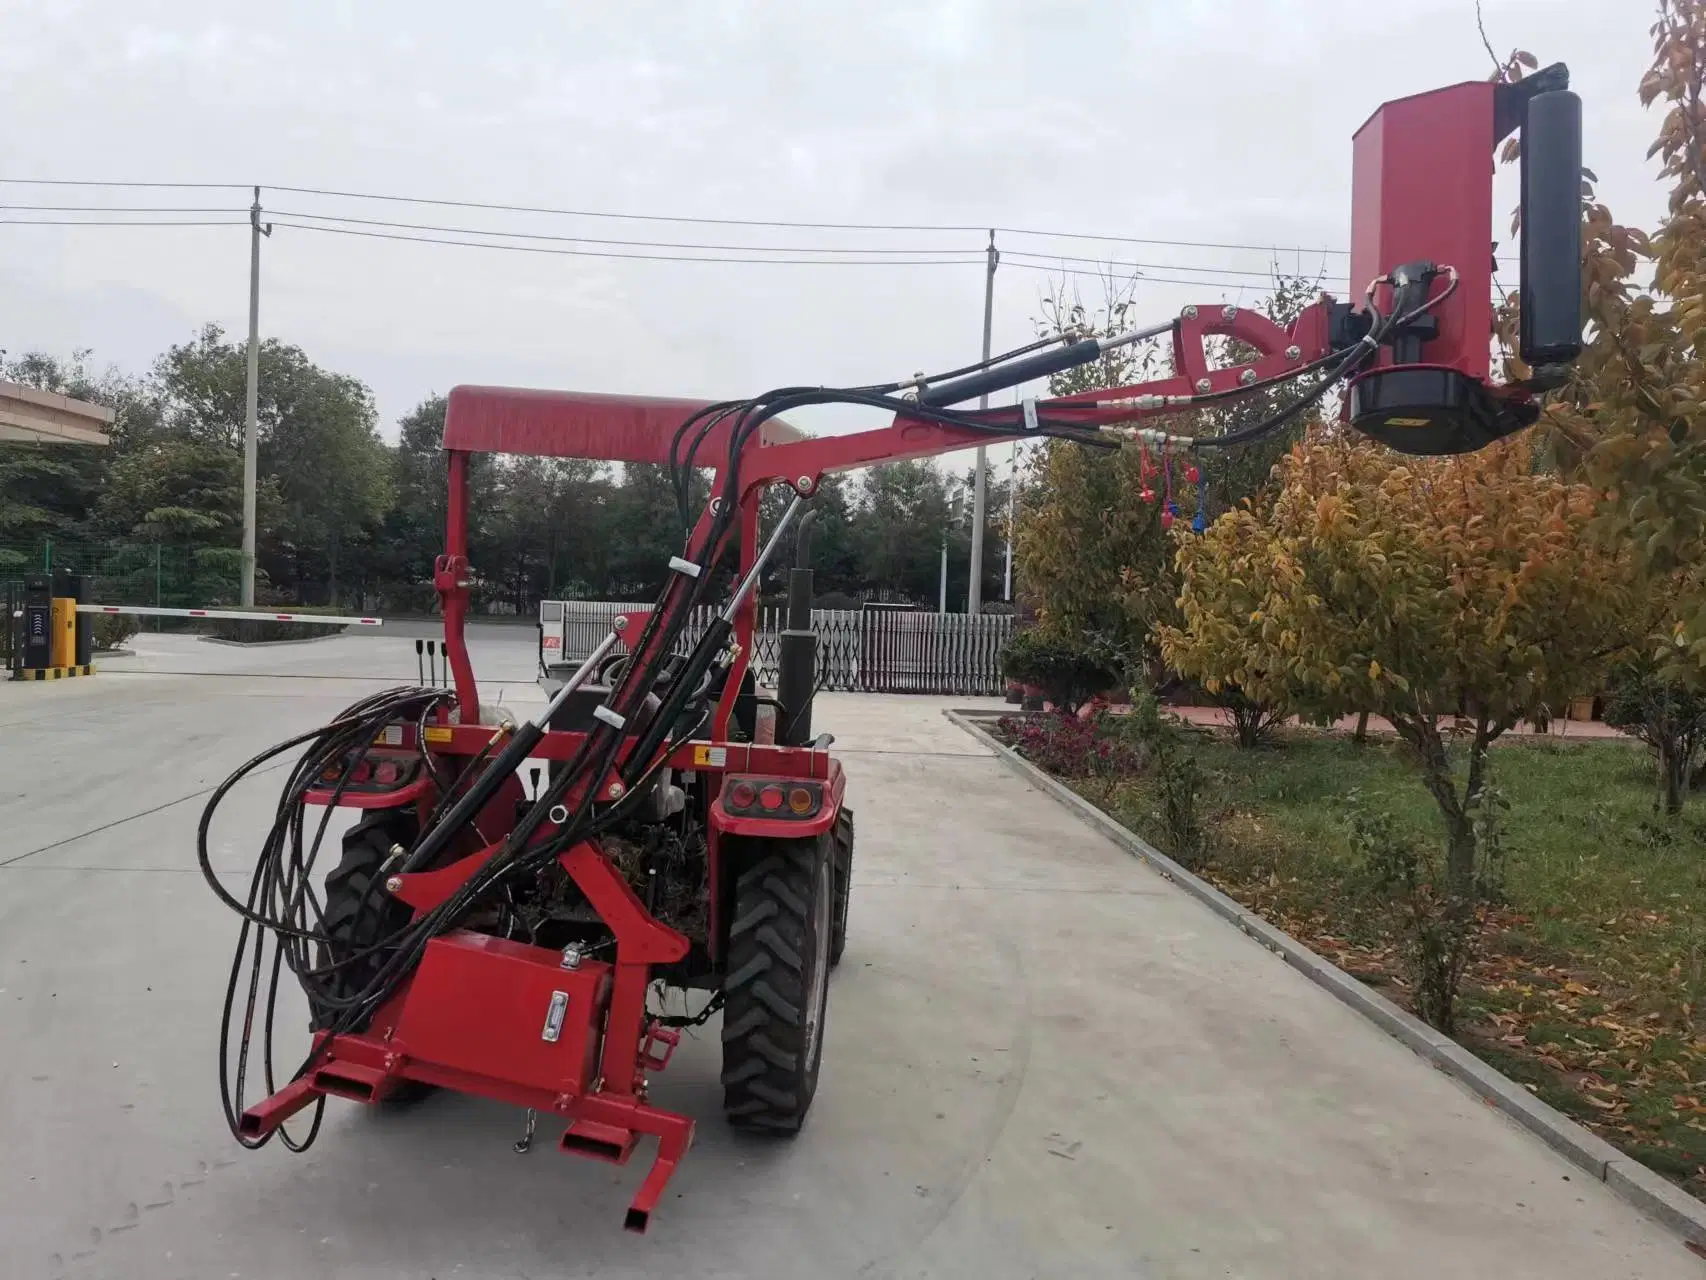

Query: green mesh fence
left=0, top=539, right=240, bottom=612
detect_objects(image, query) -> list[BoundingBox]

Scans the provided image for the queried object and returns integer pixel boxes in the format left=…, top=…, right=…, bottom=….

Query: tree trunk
left=1399, top=714, right=1478, bottom=898
left=1354, top=710, right=1370, bottom=745
left=1659, top=740, right=1687, bottom=815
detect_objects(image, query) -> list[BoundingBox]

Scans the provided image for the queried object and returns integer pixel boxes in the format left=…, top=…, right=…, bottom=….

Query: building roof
left=0, top=379, right=115, bottom=447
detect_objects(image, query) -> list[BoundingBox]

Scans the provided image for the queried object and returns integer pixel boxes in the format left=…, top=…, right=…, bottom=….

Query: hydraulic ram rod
left=917, top=319, right=1173, bottom=407
left=397, top=630, right=619, bottom=873
left=619, top=493, right=811, bottom=779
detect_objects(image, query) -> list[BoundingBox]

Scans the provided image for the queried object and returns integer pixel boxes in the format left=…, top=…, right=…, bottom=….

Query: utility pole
left=968, top=228, right=997, bottom=614
left=939, top=486, right=959, bottom=614
left=1004, top=440, right=1018, bottom=602
left=240, top=187, right=271, bottom=606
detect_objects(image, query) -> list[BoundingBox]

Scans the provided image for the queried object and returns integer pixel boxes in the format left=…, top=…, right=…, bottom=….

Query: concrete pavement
left=0, top=628, right=1696, bottom=1278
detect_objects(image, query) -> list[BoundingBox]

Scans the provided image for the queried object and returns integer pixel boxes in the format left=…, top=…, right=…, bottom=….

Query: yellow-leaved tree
left=1525, top=2, right=1706, bottom=680
left=1162, top=436, right=1635, bottom=1027
left=1164, top=437, right=1634, bottom=891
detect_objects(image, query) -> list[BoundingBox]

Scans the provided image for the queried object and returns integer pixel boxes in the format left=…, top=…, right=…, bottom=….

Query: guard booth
left=2, top=380, right=112, bottom=680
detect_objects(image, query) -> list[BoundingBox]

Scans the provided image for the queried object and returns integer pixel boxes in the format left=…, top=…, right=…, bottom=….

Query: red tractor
left=204, top=66, right=1585, bottom=1232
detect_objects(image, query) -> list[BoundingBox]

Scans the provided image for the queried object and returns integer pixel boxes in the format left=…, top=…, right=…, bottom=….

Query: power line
left=1003, top=249, right=1348, bottom=284
left=271, top=221, right=1358, bottom=289
left=267, top=209, right=985, bottom=258
left=0, top=205, right=1499, bottom=295
left=0, top=218, right=248, bottom=227
left=0, top=177, right=1354, bottom=257
left=272, top=210, right=1352, bottom=280
left=0, top=179, right=248, bottom=190
left=0, top=204, right=247, bottom=215
left=271, top=183, right=1355, bottom=256
left=268, top=220, right=982, bottom=266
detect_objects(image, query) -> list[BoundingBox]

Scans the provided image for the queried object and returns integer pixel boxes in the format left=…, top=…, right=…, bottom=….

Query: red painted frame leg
left=627, top=1114, right=695, bottom=1233
left=237, top=1075, right=321, bottom=1141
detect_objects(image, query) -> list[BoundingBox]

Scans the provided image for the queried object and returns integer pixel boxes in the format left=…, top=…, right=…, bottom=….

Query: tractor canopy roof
left=442, top=386, right=809, bottom=464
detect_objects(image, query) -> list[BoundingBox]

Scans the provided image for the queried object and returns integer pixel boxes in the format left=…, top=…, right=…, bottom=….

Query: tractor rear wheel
left=315, top=810, right=434, bottom=1104
left=829, top=806, right=854, bottom=969
left=720, top=835, right=834, bottom=1133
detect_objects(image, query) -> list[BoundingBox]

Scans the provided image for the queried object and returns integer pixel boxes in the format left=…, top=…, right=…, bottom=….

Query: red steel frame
left=239, top=75, right=1517, bottom=1229
left=237, top=307, right=1345, bottom=1231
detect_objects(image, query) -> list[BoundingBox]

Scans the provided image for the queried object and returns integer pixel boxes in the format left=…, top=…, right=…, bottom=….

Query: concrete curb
left=944, top=708, right=1706, bottom=1251
left=198, top=632, right=346, bottom=648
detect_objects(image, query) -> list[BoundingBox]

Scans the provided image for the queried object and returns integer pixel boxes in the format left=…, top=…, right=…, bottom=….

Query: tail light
left=316, top=751, right=417, bottom=794
left=722, top=776, right=822, bottom=820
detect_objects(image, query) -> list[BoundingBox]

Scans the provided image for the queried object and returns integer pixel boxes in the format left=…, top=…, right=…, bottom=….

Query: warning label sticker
left=542, top=635, right=561, bottom=650
left=424, top=726, right=454, bottom=744
left=692, top=745, right=727, bottom=768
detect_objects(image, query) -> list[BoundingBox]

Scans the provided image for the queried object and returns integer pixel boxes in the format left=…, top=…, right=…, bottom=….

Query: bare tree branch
left=1474, top=1, right=1503, bottom=75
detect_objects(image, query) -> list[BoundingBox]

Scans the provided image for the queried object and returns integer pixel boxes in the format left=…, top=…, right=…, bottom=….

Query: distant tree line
left=0, top=325, right=1011, bottom=613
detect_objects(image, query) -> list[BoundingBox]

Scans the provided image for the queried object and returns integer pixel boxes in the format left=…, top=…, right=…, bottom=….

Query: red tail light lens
left=724, top=776, right=824, bottom=818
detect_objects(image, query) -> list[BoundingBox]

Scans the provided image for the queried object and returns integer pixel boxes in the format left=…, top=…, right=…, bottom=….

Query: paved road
left=0, top=631, right=1695, bottom=1278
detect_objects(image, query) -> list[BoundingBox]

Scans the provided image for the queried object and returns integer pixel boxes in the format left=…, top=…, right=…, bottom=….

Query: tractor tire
left=720, top=835, right=835, bottom=1133
left=315, top=811, right=434, bottom=1105
left=829, top=806, right=854, bottom=969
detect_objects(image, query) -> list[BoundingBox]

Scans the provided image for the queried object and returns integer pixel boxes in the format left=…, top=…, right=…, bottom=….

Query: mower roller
left=202, top=66, right=1586, bottom=1232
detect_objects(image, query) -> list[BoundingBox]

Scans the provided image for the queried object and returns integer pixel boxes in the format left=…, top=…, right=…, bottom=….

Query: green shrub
left=1153, top=737, right=1204, bottom=867
left=999, top=629, right=1119, bottom=714
left=1602, top=657, right=1706, bottom=814
left=198, top=604, right=350, bottom=644
left=1342, top=787, right=1505, bottom=1035
left=90, top=613, right=139, bottom=652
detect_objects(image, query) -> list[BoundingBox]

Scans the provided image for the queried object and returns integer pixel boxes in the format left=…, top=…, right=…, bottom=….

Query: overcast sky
left=0, top=0, right=1673, bottom=450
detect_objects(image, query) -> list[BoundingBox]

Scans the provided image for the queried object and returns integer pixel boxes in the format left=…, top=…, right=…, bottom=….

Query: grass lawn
left=1048, top=722, right=1706, bottom=1201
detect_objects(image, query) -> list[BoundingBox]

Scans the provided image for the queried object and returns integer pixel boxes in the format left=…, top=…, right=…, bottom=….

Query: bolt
left=1195, top=378, right=1212, bottom=394
left=384, top=875, right=402, bottom=894
left=548, top=804, right=569, bottom=824
left=710, top=498, right=724, bottom=514
left=1239, top=369, right=1258, bottom=386
left=796, top=475, right=814, bottom=494
left=1285, top=344, right=1302, bottom=362
left=606, top=781, right=625, bottom=800
left=613, top=614, right=628, bottom=632
left=1181, top=304, right=1198, bottom=319
left=561, top=944, right=583, bottom=970
left=1221, top=305, right=1237, bottom=321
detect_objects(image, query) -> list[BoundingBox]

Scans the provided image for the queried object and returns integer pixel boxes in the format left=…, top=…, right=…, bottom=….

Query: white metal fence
left=537, top=600, right=1013, bottom=696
